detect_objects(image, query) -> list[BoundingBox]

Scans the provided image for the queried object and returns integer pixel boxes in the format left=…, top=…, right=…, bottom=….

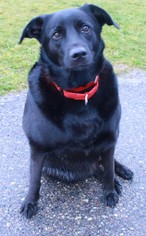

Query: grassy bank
left=0, top=0, right=145, bottom=95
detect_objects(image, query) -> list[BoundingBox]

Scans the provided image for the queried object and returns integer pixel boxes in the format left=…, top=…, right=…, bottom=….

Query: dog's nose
left=70, top=47, right=87, bottom=60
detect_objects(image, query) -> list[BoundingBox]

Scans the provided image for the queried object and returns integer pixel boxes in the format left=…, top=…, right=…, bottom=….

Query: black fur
left=19, top=4, right=133, bottom=219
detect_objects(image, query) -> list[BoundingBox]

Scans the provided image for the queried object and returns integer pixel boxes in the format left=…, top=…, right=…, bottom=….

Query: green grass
left=0, top=0, right=145, bottom=95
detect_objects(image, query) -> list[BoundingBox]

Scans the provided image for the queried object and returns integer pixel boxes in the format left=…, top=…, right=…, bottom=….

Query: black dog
left=19, top=4, right=133, bottom=218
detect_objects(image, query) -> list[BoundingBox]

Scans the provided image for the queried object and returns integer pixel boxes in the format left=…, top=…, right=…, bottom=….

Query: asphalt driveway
left=0, top=69, right=145, bottom=236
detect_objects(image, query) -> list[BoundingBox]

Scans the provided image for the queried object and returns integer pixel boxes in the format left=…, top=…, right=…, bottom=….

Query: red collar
left=52, top=75, right=99, bottom=105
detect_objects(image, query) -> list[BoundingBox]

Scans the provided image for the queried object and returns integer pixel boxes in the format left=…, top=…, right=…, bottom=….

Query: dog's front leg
left=20, top=147, right=45, bottom=219
left=102, top=147, right=122, bottom=207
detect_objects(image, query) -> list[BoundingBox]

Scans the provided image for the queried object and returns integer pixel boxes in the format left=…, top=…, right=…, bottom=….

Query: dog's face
left=43, top=9, right=98, bottom=70
left=20, top=4, right=118, bottom=71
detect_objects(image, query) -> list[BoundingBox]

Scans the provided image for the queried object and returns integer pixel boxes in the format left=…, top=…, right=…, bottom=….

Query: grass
left=0, top=0, right=145, bottom=95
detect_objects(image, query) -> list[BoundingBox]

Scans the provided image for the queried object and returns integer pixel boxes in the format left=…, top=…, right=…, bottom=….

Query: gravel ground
left=0, top=69, right=146, bottom=236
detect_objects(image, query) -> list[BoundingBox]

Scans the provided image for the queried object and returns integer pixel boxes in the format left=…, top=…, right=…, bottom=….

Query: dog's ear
left=81, top=4, right=119, bottom=29
left=19, top=15, right=49, bottom=44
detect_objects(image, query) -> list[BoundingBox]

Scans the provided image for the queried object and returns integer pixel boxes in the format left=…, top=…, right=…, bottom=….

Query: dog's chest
left=63, top=109, right=103, bottom=146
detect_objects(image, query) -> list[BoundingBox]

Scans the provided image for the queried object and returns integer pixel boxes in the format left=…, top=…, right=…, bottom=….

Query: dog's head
left=19, top=4, right=119, bottom=72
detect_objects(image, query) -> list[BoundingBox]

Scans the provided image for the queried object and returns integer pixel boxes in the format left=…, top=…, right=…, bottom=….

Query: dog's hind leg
left=115, top=159, right=133, bottom=180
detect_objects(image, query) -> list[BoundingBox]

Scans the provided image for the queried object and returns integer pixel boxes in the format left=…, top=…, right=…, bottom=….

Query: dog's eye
left=52, top=32, right=62, bottom=40
left=81, top=25, right=91, bottom=33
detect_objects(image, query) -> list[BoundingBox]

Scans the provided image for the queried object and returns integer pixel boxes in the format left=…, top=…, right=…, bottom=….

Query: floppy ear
left=19, top=15, right=48, bottom=44
left=81, top=4, right=119, bottom=29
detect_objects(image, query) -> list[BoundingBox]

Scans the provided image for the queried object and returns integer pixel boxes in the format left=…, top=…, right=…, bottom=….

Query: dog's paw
left=103, top=190, right=119, bottom=208
left=115, top=163, right=133, bottom=180
left=20, top=200, right=38, bottom=219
